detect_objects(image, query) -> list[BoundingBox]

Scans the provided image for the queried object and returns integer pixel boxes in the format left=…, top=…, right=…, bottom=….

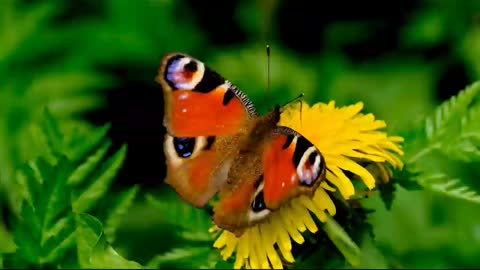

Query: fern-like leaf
left=443, top=105, right=480, bottom=161
left=418, top=173, right=480, bottom=203
left=71, top=145, right=127, bottom=213
left=11, top=156, right=76, bottom=266
left=424, top=81, right=480, bottom=141
left=3, top=110, right=137, bottom=268
left=404, top=81, right=480, bottom=205
left=410, top=81, right=480, bottom=163
left=146, top=192, right=212, bottom=242
left=103, top=185, right=140, bottom=244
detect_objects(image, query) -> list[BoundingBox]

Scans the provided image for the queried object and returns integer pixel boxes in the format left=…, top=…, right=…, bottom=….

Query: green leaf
left=402, top=81, right=480, bottom=205
left=104, top=185, right=140, bottom=243
left=408, top=81, right=480, bottom=164
left=67, top=140, right=111, bottom=185
left=378, top=179, right=396, bottom=211
left=72, top=145, right=127, bottom=213
left=75, top=213, right=103, bottom=266
left=391, top=165, right=423, bottom=191
left=12, top=155, right=75, bottom=266
left=146, top=247, right=212, bottom=269
left=75, top=213, right=142, bottom=269
left=41, top=108, right=64, bottom=158
left=68, top=123, right=111, bottom=163
left=442, top=105, right=480, bottom=162
left=418, top=173, right=480, bottom=204
left=0, top=222, right=15, bottom=254
left=146, top=192, right=212, bottom=242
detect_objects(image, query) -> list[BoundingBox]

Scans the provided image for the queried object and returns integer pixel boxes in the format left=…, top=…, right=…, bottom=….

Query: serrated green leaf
left=41, top=108, right=64, bottom=157
left=12, top=155, right=75, bottom=266
left=146, top=193, right=212, bottom=241
left=378, top=179, right=396, bottom=211
left=418, top=174, right=480, bottom=204
left=16, top=162, right=42, bottom=208
left=68, top=123, right=111, bottom=163
left=40, top=229, right=75, bottom=264
left=104, top=185, right=140, bottom=243
left=442, top=105, right=480, bottom=162
left=41, top=157, right=72, bottom=234
left=41, top=216, right=71, bottom=246
left=67, top=140, right=111, bottom=186
left=391, top=166, right=423, bottom=191
left=408, top=81, right=480, bottom=163
left=75, top=213, right=142, bottom=269
left=72, top=145, right=127, bottom=213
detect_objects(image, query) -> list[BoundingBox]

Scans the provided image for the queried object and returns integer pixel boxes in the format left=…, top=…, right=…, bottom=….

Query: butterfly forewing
left=158, top=53, right=257, bottom=207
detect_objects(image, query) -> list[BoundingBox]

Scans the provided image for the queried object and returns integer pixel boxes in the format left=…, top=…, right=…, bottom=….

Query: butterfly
left=156, top=53, right=326, bottom=237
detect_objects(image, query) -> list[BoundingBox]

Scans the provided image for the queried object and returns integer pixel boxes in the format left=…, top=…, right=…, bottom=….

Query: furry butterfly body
left=156, top=53, right=326, bottom=236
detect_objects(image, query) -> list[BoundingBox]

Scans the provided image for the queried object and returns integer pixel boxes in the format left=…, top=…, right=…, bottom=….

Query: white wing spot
left=164, top=134, right=207, bottom=168
left=168, top=57, right=205, bottom=90
left=296, top=146, right=321, bottom=186
left=247, top=181, right=272, bottom=222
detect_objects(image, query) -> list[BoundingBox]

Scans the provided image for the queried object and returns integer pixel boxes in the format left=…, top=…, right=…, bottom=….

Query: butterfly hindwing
left=157, top=53, right=256, bottom=207
left=262, top=127, right=326, bottom=209
left=163, top=134, right=219, bottom=207
left=212, top=124, right=326, bottom=236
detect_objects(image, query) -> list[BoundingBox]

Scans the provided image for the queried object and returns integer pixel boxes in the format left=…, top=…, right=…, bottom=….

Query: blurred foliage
left=1, top=0, right=480, bottom=269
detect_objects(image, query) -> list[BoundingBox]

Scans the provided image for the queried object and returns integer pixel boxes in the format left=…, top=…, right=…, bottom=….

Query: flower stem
left=322, top=214, right=361, bottom=268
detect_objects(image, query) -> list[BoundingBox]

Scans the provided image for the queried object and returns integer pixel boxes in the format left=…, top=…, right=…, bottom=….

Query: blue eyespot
left=173, top=137, right=195, bottom=158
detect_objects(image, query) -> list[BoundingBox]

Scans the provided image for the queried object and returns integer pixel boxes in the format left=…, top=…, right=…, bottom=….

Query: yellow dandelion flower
left=211, top=100, right=404, bottom=269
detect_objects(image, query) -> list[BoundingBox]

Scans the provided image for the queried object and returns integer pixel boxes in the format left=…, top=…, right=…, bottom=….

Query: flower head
left=211, top=101, right=404, bottom=269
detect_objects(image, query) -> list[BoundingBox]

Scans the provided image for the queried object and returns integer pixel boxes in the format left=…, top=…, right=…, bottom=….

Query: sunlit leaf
left=75, top=213, right=142, bottom=269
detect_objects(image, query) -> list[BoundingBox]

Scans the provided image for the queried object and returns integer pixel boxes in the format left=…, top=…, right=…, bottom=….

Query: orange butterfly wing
left=157, top=53, right=256, bottom=137
left=212, top=126, right=326, bottom=236
left=262, top=128, right=326, bottom=209
left=157, top=53, right=256, bottom=207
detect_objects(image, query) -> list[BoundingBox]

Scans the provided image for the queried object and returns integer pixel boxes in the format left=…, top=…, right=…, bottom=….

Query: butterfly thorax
left=227, top=108, right=280, bottom=178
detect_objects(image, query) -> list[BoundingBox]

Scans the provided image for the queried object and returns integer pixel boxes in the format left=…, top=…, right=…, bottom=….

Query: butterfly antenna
left=266, top=44, right=271, bottom=94
left=281, top=93, right=305, bottom=108
left=279, top=93, right=305, bottom=127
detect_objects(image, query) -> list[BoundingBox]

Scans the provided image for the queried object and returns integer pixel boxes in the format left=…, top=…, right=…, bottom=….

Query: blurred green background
left=1, top=0, right=480, bottom=268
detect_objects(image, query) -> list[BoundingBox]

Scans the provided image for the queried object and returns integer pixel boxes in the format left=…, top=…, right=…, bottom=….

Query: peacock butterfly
left=155, top=53, right=326, bottom=237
